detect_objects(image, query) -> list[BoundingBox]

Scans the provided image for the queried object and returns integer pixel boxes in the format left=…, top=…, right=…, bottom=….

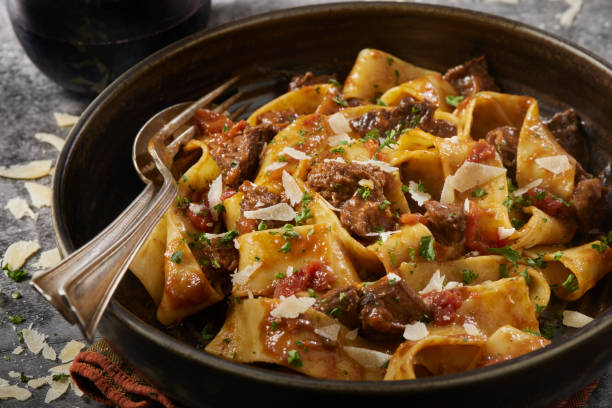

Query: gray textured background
left=0, top=0, right=610, bottom=407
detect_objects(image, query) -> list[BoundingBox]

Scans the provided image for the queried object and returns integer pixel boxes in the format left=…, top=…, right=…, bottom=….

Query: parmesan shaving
left=403, top=321, right=429, bottom=341
left=280, top=147, right=310, bottom=161
left=207, top=174, right=223, bottom=221
left=345, top=328, right=359, bottom=341
left=265, top=161, right=287, bottom=172
left=358, top=179, right=374, bottom=189
left=234, top=239, right=240, bottom=250
left=28, top=376, right=51, bottom=389
left=45, top=377, right=70, bottom=403
left=562, top=310, right=593, bottom=328
left=324, top=157, right=346, bottom=164
left=352, top=159, right=398, bottom=173
left=0, top=381, right=32, bottom=401
left=419, top=270, right=445, bottom=294
left=231, top=262, right=262, bottom=286
left=463, top=323, right=482, bottom=336
left=535, top=155, right=571, bottom=175
left=282, top=170, right=302, bottom=205
left=243, top=203, right=296, bottom=221
left=58, top=340, right=85, bottom=363
left=512, top=178, right=542, bottom=197
left=22, top=328, right=46, bottom=355
left=364, top=230, right=401, bottom=243
left=451, top=161, right=506, bottom=192
left=24, top=181, right=51, bottom=208
left=188, top=202, right=207, bottom=215
left=34, top=133, right=65, bottom=151
left=53, top=112, right=79, bottom=127
left=328, top=133, right=351, bottom=146
left=247, top=289, right=254, bottom=299
left=386, top=272, right=402, bottom=283
left=439, top=176, right=456, bottom=205
left=328, top=112, right=352, bottom=135
left=48, top=363, right=71, bottom=374
left=0, top=160, right=52, bottom=180
left=314, top=324, right=341, bottom=341
left=408, top=180, right=431, bottom=206
left=42, top=343, right=57, bottom=361
left=3, top=240, right=40, bottom=270
left=343, top=346, right=391, bottom=369
left=12, top=346, right=24, bottom=355
left=8, top=372, right=19, bottom=378
left=464, top=198, right=470, bottom=213
left=444, top=281, right=463, bottom=290
left=498, top=227, right=516, bottom=240
left=557, top=0, right=582, bottom=27
left=203, top=232, right=228, bottom=239
left=270, top=295, right=316, bottom=319
left=5, top=197, right=37, bottom=220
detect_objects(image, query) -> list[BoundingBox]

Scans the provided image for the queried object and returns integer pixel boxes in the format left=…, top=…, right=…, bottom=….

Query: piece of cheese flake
left=345, top=328, right=359, bottom=341
left=403, top=321, right=429, bottom=341
left=231, top=261, right=262, bottom=286
left=270, top=295, right=316, bottom=319
left=408, top=180, right=431, bottom=206
left=557, top=0, right=582, bottom=27
left=53, top=112, right=79, bottom=128
left=343, top=346, right=391, bottom=369
left=42, top=343, right=57, bottom=361
left=386, top=272, right=402, bottom=283
left=363, top=230, right=401, bottom=242
left=45, top=376, right=70, bottom=403
left=247, top=289, right=254, bottom=299
left=419, top=270, right=445, bottom=294
left=24, top=181, right=52, bottom=208
left=328, top=112, right=352, bottom=135
left=243, top=203, right=296, bottom=221
left=34, top=133, right=65, bottom=151
left=463, top=323, right=482, bottom=336
left=5, top=197, right=37, bottom=220
left=33, top=248, right=61, bottom=270
left=451, top=161, right=506, bottom=192
left=327, top=133, right=351, bottom=146
left=28, top=376, right=51, bottom=389
left=498, top=227, right=516, bottom=240
left=352, top=159, right=398, bottom=173
left=439, top=175, right=456, bottom=205
left=280, top=146, right=311, bottom=161
left=562, top=310, right=594, bottom=328
left=324, top=157, right=346, bottom=164
left=48, top=362, right=71, bottom=375
left=0, top=381, right=32, bottom=401
left=535, top=155, right=572, bottom=175
left=282, top=170, right=302, bottom=206
left=188, top=202, right=207, bottom=215
left=12, top=346, right=24, bottom=355
left=8, top=372, right=20, bottom=378
left=71, top=379, right=84, bottom=397
left=265, top=161, right=287, bottom=172
left=3, top=240, right=40, bottom=270
left=0, top=160, right=52, bottom=180
left=512, top=178, right=542, bottom=197
left=358, top=178, right=374, bottom=189
left=444, top=281, right=463, bottom=290
left=58, top=340, right=85, bottom=363
left=314, top=324, right=341, bottom=341
left=22, top=328, right=46, bottom=355
left=207, top=174, right=223, bottom=221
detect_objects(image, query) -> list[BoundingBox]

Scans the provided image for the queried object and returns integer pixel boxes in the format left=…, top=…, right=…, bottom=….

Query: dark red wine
left=7, top=0, right=210, bottom=95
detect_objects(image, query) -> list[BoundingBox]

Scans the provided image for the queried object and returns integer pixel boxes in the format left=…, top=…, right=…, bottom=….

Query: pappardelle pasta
left=130, top=49, right=611, bottom=381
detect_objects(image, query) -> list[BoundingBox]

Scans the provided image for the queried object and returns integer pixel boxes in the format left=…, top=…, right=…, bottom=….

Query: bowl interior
left=53, top=2, right=612, bottom=406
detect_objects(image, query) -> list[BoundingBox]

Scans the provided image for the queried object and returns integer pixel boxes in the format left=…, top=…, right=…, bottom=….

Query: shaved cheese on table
left=403, top=321, right=429, bottom=341
left=12, top=346, right=24, bottom=355
left=231, top=261, right=262, bottom=285
left=535, top=155, right=571, bottom=175
left=0, top=380, right=32, bottom=401
left=5, top=197, right=37, bottom=220
left=53, top=112, right=79, bottom=127
left=58, top=340, right=85, bottom=363
left=22, top=327, right=46, bottom=354
left=28, top=376, right=51, bottom=389
left=3, top=240, right=40, bottom=270
left=0, top=160, right=52, bottom=179
left=243, top=203, right=296, bottom=221
left=408, top=180, right=431, bottom=206
left=48, top=362, right=71, bottom=374
left=42, top=344, right=56, bottom=361
left=450, top=161, right=506, bottom=192
left=280, top=146, right=311, bottom=161
left=343, top=346, right=391, bottom=368
left=328, top=112, right=352, bottom=134
left=562, top=310, right=594, bottom=328
left=33, top=248, right=61, bottom=269
left=45, top=377, right=70, bottom=403
left=282, top=170, right=302, bottom=205
left=270, top=295, right=316, bottom=318
left=512, top=178, right=542, bottom=197
left=208, top=174, right=223, bottom=220
left=314, top=323, right=341, bottom=341
left=34, top=133, right=65, bottom=151
left=24, top=181, right=52, bottom=207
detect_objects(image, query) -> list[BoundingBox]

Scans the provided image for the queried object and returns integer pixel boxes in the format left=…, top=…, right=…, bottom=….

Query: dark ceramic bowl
left=53, top=3, right=612, bottom=407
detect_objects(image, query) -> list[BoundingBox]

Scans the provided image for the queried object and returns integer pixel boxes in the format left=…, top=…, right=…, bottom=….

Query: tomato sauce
left=400, top=213, right=426, bottom=226
left=527, top=187, right=571, bottom=218
left=465, top=204, right=507, bottom=253
left=467, top=140, right=496, bottom=163
left=421, top=288, right=463, bottom=325
left=273, top=261, right=335, bottom=298
left=195, top=108, right=234, bottom=135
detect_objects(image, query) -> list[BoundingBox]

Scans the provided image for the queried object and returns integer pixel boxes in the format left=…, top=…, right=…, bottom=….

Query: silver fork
left=32, top=76, right=246, bottom=341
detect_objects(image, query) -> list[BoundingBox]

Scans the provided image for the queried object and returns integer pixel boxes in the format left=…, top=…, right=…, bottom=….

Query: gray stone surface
left=0, top=0, right=610, bottom=407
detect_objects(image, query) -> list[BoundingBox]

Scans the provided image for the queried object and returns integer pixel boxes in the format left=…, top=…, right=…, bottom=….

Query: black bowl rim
left=52, top=1, right=612, bottom=395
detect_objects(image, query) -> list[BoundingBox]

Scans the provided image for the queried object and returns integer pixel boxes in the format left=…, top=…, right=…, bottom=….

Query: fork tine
left=213, top=90, right=244, bottom=114
left=229, top=102, right=252, bottom=121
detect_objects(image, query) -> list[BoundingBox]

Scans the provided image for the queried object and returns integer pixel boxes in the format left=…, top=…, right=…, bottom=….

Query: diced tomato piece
left=465, top=204, right=506, bottom=253
left=421, top=288, right=463, bottom=325
left=182, top=188, right=214, bottom=232
left=363, top=139, right=379, bottom=158
left=527, top=187, right=571, bottom=218
left=467, top=139, right=496, bottom=163
left=227, top=120, right=248, bottom=139
left=400, top=213, right=426, bottom=225
left=195, top=109, right=234, bottom=135
left=273, top=261, right=335, bottom=298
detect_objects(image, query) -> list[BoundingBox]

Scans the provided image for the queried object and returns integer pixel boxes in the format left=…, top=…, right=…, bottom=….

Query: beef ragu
left=131, top=48, right=611, bottom=382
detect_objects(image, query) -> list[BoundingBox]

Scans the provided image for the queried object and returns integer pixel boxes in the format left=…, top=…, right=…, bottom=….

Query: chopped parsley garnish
left=8, top=315, right=25, bottom=324
left=52, top=373, right=69, bottom=381
left=19, top=372, right=31, bottom=383
left=540, top=321, right=554, bottom=340
left=281, top=224, right=300, bottom=240
left=302, top=191, right=313, bottom=205
left=401, top=184, right=410, bottom=193
left=379, top=200, right=391, bottom=210
left=535, top=304, right=545, bottom=315
left=445, top=95, right=465, bottom=107
left=378, top=128, right=399, bottom=151
left=176, top=195, right=190, bottom=208
left=277, top=155, right=287, bottom=162
left=487, top=246, right=520, bottom=266
left=278, top=242, right=292, bottom=253
left=552, top=251, right=563, bottom=261
left=357, top=186, right=371, bottom=200
left=287, top=350, right=303, bottom=367
left=534, top=190, right=546, bottom=202
left=220, top=230, right=239, bottom=246
left=213, top=203, right=226, bottom=214
left=511, top=218, right=526, bottom=229
left=525, top=253, right=547, bottom=269
left=562, top=274, right=579, bottom=293
left=461, top=269, right=478, bottom=284
left=519, top=269, right=531, bottom=286
left=471, top=188, right=488, bottom=198
left=332, top=94, right=348, bottom=107
left=170, top=250, right=183, bottom=264
left=3, top=264, right=29, bottom=282
left=201, top=322, right=215, bottom=340
left=271, top=321, right=278, bottom=331
left=295, top=206, right=313, bottom=225
left=258, top=221, right=268, bottom=231
left=523, top=328, right=540, bottom=337
left=375, top=98, right=387, bottom=106
left=394, top=69, right=400, bottom=84
left=222, top=124, right=229, bottom=133
left=328, top=78, right=341, bottom=88
left=330, top=147, right=346, bottom=154
left=308, top=288, right=317, bottom=297
left=328, top=307, right=340, bottom=318
left=387, top=57, right=394, bottom=66
left=507, top=178, right=517, bottom=193
left=417, top=180, right=426, bottom=193
left=418, top=235, right=435, bottom=261
left=223, top=338, right=232, bottom=344
left=211, top=259, right=221, bottom=269
left=11, top=292, right=22, bottom=299
left=499, top=264, right=509, bottom=279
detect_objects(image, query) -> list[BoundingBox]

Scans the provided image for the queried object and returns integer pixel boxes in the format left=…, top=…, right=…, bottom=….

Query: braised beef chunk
left=314, top=286, right=361, bottom=329
left=485, top=126, right=519, bottom=172
left=340, top=197, right=397, bottom=238
left=349, top=97, right=456, bottom=138
left=359, top=276, right=431, bottom=337
left=192, top=236, right=239, bottom=296
left=443, top=56, right=499, bottom=97
left=208, top=124, right=276, bottom=188
left=545, top=108, right=590, bottom=168
left=288, top=72, right=338, bottom=91
left=571, top=178, right=609, bottom=233
left=236, top=181, right=286, bottom=233
left=256, top=109, right=298, bottom=133
left=423, top=201, right=467, bottom=246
